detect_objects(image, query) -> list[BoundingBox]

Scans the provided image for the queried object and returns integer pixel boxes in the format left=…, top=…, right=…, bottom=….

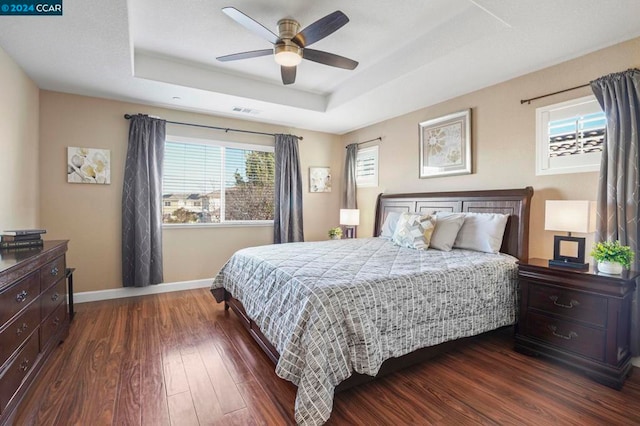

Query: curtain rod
left=520, top=83, right=590, bottom=105
left=346, top=137, right=382, bottom=148
left=123, top=114, right=303, bottom=140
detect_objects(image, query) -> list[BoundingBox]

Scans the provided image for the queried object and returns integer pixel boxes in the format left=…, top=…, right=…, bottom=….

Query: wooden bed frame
left=211, top=186, right=534, bottom=391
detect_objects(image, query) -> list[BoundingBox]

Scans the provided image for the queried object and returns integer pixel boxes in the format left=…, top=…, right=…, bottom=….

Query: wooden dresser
left=0, top=241, right=69, bottom=425
left=515, top=258, right=638, bottom=389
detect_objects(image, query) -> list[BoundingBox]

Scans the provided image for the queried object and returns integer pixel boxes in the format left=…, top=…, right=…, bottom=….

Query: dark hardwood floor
left=14, top=288, right=640, bottom=425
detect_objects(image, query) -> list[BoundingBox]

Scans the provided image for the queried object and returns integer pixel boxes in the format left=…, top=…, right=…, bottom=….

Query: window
left=162, top=137, right=275, bottom=225
left=536, top=95, right=605, bottom=175
left=356, top=146, right=379, bottom=187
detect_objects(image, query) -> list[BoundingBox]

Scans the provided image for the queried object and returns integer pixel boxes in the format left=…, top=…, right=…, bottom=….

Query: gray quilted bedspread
left=211, top=237, right=518, bottom=425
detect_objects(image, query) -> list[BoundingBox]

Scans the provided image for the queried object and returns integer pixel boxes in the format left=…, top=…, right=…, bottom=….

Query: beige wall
left=39, top=91, right=341, bottom=292
left=0, top=46, right=39, bottom=229
left=342, top=37, right=640, bottom=260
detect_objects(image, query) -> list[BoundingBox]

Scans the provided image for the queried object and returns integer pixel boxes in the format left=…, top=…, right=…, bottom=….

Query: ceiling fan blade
left=293, top=10, right=349, bottom=47
left=303, top=49, right=358, bottom=70
left=281, top=66, right=296, bottom=85
left=222, top=7, right=279, bottom=45
left=216, top=49, right=273, bottom=62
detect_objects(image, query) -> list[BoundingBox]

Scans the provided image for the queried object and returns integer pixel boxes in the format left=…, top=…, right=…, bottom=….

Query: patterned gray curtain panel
left=342, top=143, right=358, bottom=209
left=121, top=114, right=166, bottom=287
left=591, top=68, right=640, bottom=354
left=274, top=134, right=304, bottom=244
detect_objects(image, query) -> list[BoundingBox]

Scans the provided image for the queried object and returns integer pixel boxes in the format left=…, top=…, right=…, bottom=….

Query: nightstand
left=515, top=258, right=638, bottom=389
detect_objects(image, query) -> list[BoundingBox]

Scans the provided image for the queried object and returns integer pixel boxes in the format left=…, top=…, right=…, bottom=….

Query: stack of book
left=1, top=229, right=46, bottom=249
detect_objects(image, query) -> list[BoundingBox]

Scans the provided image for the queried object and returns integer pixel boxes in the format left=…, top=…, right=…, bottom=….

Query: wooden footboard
left=212, top=287, right=493, bottom=392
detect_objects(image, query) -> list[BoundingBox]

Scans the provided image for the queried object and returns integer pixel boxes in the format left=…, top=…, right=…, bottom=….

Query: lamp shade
left=340, top=209, right=360, bottom=226
left=544, top=200, right=596, bottom=233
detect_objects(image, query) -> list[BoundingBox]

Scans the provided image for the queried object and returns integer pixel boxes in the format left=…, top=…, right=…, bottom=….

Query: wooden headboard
left=373, top=187, right=534, bottom=261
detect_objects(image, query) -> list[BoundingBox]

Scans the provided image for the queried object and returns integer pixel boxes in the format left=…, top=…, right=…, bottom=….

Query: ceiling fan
left=216, top=7, right=359, bottom=85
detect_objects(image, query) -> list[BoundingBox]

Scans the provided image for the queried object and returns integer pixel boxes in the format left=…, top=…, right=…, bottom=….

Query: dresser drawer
left=0, top=302, right=40, bottom=369
left=0, top=272, right=40, bottom=325
left=40, top=255, right=65, bottom=292
left=40, top=302, right=67, bottom=351
left=525, top=311, right=606, bottom=361
left=0, top=332, right=39, bottom=413
left=528, top=282, right=608, bottom=327
left=41, top=279, right=65, bottom=321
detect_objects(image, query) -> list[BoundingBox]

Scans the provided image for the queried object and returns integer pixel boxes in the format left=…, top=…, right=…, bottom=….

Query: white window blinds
left=356, top=146, right=379, bottom=187
left=162, top=139, right=274, bottom=224
left=536, top=95, right=605, bottom=175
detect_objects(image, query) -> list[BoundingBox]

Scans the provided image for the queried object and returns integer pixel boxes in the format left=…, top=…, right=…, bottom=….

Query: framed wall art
left=67, top=147, right=111, bottom=184
left=419, top=109, right=471, bottom=178
left=309, top=167, right=332, bottom=192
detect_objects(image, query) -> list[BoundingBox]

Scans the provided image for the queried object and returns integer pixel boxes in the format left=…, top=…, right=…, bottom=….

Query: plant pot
left=330, top=235, right=341, bottom=240
left=598, top=261, right=623, bottom=275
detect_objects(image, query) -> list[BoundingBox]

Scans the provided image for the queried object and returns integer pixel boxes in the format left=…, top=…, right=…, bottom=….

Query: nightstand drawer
left=525, top=311, right=606, bottom=361
left=528, top=282, right=607, bottom=327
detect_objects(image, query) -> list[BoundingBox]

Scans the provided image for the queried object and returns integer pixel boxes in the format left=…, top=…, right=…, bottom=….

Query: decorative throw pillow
left=379, top=211, right=401, bottom=239
left=430, top=212, right=466, bottom=251
left=453, top=212, right=509, bottom=254
left=392, top=213, right=436, bottom=250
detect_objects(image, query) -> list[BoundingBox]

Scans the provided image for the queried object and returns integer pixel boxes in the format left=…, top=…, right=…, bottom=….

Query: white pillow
left=430, top=212, right=466, bottom=251
left=379, top=211, right=401, bottom=239
left=453, top=212, right=509, bottom=253
left=391, top=213, right=436, bottom=250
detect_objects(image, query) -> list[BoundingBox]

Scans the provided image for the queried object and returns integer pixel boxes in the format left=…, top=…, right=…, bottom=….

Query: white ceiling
left=0, top=0, right=639, bottom=134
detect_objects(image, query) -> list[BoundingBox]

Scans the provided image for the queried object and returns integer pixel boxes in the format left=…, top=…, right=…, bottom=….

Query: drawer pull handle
left=51, top=266, right=59, bottom=276
left=52, top=293, right=59, bottom=302
left=549, top=295, right=579, bottom=309
left=19, top=358, right=30, bottom=372
left=548, top=325, right=578, bottom=340
left=15, top=290, right=28, bottom=303
left=16, top=322, right=28, bottom=336
left=53, top=317, right=61, bottom=327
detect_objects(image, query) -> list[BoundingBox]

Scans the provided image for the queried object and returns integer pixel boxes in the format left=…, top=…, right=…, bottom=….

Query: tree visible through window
left=162, top=139, right=275, bottom=224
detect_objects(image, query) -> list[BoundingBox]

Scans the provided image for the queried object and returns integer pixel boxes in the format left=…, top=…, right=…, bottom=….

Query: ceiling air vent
left=232, top=106, right=260, bottom=115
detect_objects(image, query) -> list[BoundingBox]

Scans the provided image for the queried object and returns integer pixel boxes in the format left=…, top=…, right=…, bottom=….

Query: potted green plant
left=328, top=227, right=343, bottom=240
left=591, top=240, right=634, bottom=274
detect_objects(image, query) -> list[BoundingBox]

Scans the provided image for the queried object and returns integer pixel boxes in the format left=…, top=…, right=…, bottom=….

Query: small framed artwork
left=67, top=147, right=111, bottom=184
left=419, top=109, right=471, bottom=178
left=309, top=167, right=331, bottom=192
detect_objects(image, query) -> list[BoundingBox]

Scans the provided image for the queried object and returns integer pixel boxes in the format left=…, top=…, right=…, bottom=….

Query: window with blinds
left=536, top=95, right=605, bottom=175
left=356, top=146, right=379, bottom=187
left=162, top=138, right=275, bottom=224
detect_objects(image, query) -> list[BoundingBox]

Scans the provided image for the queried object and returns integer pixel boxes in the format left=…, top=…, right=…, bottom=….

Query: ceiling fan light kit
left=217, top=7, right=358, bottom=85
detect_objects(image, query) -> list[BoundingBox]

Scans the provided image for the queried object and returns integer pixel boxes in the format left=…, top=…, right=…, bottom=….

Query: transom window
left=162, top=137, right=275, bottom=225
left=536, top=95, right=605, bottom=175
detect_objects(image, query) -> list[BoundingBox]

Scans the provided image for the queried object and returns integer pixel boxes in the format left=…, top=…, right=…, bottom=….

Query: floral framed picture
left=419, top=109, right=471, bottom=178
left=67, top=147, right=111, bottom=184
left=309, top=167, right=331, bottom=192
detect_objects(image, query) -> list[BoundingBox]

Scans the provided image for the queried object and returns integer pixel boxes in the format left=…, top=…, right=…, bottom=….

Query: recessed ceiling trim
left=134, top=51, right=327, bottom=112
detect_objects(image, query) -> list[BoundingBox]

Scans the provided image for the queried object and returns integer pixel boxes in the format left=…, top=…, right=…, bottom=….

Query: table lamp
left=340, top=209, right=360, bottom=239
left=545, top=200, right=596, bottom=269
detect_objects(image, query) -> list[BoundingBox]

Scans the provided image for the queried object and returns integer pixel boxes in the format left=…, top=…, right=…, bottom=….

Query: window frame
left=162, top=135, right=275, bottom=228
left=355, top=145, right=379, bottom=188
left=535, top=95, right=605, bottom=176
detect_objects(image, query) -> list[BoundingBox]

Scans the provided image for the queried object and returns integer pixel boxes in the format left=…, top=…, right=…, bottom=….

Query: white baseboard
left=73, top=278, right=213, bottom=304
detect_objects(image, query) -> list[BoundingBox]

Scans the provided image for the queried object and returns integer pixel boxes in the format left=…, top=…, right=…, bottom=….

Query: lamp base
left=548, top=259, right=589, bottom=270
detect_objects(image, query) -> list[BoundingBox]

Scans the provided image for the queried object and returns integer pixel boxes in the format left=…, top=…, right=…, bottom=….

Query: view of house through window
left=536, top=95, right=605, bottom=175
left=162, top=138, right=275, bottom=224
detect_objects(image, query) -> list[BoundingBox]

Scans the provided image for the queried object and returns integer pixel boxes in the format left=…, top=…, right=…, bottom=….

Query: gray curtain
left=122, top=114, right=166, bottom=287
left=591, top=68, right=640, bottom=354
left=343, top=143, right=358, bottom=209
left=274, top=134, right=304, bottom=243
